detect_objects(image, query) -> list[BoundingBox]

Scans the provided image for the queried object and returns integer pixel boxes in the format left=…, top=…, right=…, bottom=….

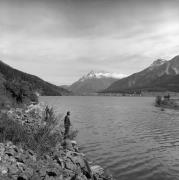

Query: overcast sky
left=1, top=0, right=179, bottom=85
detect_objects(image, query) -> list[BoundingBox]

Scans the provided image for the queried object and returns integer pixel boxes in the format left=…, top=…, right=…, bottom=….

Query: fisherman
left=64, top=111, right=71, bottom=139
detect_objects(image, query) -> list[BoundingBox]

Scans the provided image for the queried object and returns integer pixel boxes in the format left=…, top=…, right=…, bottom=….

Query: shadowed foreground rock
left=0, top=104, right=114, bottom=180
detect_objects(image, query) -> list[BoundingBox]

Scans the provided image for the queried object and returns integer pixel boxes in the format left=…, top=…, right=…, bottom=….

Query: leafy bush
left=33, top=106, right=63, bottom=155
left=0, top=113, right=32, bottom=146
left=0, top=106, right=63, bottom=156
left=155, top=96, right=162, bottom=106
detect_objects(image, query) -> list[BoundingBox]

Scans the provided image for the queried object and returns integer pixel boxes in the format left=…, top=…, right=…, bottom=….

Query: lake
left=40, top=96, right=179, bottom=180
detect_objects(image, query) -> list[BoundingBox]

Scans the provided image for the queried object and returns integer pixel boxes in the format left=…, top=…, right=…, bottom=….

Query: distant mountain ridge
left=79, top=71, right=126, bottom=82
left=149, top=59, right=167, bottom=68
left=0, top=60, right=70, bottom=97
left=104, top=55, right=179, bottom=93
left=69, top=71, right=126, bottom=94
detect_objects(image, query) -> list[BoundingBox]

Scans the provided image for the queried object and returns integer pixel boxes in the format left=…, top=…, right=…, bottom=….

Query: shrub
left=0, top=113, right=30, bottom=144
left=33, top=106, right=63, bottom=155
left=155, top=96, right=162, bottom=106
left=0, top=106, right=63, bottom=156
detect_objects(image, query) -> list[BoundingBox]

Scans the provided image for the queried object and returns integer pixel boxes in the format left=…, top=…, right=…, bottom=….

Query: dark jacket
left=64, top=115, right=71, bottom=127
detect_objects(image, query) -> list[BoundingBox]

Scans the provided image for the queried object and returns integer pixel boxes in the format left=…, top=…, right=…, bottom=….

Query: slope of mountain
left=0, top=60, right=70, bottom=98
left=69, top=71, right=126, bottom=94
left=59, top=85, right=70, bottom=90
left=104, top=55, right=179, bottom=93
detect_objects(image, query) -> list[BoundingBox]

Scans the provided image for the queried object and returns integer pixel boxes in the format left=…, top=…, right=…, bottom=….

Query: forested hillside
left=0, top=61, right=70, bottom=107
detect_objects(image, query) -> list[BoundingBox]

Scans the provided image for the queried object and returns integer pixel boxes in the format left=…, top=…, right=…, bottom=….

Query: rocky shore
left=0, top=104, right=114, bottom=180
left=155, top=96, right=179, bottom=110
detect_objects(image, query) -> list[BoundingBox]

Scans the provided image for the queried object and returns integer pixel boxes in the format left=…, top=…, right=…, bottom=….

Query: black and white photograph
left=0, top=0, right=179, bottom=179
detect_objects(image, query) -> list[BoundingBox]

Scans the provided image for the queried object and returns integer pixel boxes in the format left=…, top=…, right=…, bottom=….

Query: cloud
left=0, top=0, right=179, bottom=85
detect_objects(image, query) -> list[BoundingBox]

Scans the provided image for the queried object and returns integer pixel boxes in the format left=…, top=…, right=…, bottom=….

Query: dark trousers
left=64, top=126, right=70, bottom=139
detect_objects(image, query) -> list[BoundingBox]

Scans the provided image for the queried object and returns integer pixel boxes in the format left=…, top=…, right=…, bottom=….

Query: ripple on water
left=40, top=96, right=179, bottom=180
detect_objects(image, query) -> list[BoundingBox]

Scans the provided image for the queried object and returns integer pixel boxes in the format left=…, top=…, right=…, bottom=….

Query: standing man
left=64, top=111, right=71, bottom=139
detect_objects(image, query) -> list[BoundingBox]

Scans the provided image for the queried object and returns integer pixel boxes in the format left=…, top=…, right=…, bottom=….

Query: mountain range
left=1, top=54, right=179, bottom=104
left=68, top=71, right=126, bottom=94
left=104, top=55, right=179, bottom=93
left=0, top=60, right=70, bottom=107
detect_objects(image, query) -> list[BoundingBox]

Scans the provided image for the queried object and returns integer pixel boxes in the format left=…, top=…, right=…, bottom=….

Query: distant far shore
left=42, top=91, right=179, bottom=97
left=77, top=91, right=179, bottom=97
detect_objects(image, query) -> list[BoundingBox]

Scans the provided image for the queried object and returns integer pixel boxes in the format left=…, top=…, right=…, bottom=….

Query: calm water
left=40, top=96, right=179, bottom=180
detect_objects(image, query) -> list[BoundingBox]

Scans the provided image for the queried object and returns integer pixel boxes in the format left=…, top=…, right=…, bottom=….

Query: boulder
left=65, top=158, right=76, bottom=171
left=91, top=165, right=104, bottom=176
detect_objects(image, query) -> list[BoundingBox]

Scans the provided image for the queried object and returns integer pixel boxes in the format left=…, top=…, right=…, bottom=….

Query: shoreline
left=0, top=103, right=114, bottom=180
left=155, top=97, right=179, bottom=110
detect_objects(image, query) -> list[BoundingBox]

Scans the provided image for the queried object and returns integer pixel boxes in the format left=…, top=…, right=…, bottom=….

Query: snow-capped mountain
left=79, top=71, right=126, bottom=82
left=150, top=59, right=167, bottom=67
left=148, top=59, right=167, bottom=71
left=104, top=55, right=179, bottom=93
left=79, top=71, right=126, bottom=81
left=69, top=71, right=126, bottom=94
